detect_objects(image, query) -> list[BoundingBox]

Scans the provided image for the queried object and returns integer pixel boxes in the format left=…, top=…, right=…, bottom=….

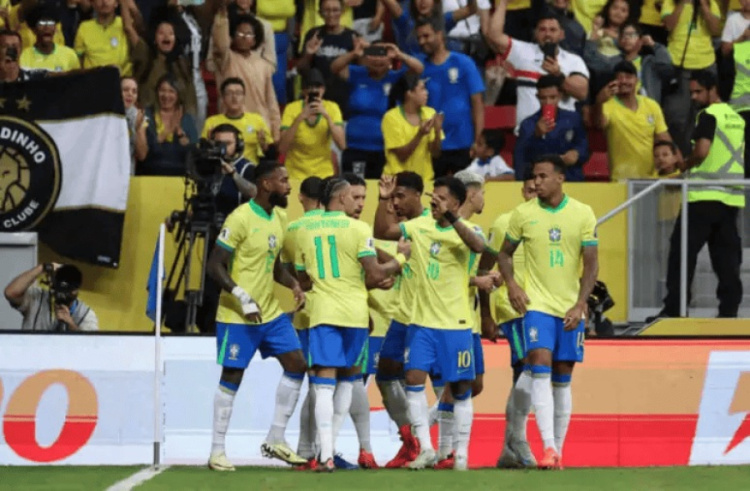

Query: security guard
left=657, top=70, right=746, bottom=319
left=730, top=40, right=750, bottom=177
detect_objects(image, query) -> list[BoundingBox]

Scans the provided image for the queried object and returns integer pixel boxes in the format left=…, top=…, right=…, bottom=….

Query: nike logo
left=529, top=221, right=539, bottom=225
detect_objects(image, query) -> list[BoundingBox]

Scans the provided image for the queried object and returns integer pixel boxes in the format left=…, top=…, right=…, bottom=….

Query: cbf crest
left=268, top=234, right=277, bottom=249
left=549, top=227, right=562, bottom=243
left=429, top=241, right=442, bottom=256
left=448, top=67, right=459, bottom=84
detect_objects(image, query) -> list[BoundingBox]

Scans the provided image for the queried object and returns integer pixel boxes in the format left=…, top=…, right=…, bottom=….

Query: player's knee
left=471, top=378, right=483, bottom=398
left=220, top=367, right=244, bottom=388
left=404, top=370, right=426, bottom=387
left=527, top=349, right=552, bottom=367
left=377, top=357, right=402, bottom=379
left=529, top=364, right=552, bottom=378
left=280, top=350, right=307, bottom=374
left=451, top=381, right=472, bottom=400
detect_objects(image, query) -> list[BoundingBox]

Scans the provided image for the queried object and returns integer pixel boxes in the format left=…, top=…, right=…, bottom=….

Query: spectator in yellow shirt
left=19, top=5, right=80, bottom=73
left=74, top=0, right=132, bottom=75
left=6, top=0, right=66, bottom=50
left=278, top=69, right=345, bottom=180
left=202, top=77, right=272, bottom=165
left=381, top=73, right=443, bottom=183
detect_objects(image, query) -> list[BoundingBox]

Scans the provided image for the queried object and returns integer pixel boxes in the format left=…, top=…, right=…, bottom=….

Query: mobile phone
left=542, top=104, right=556, bottom=123
left=541, top=42, right=557, bottom=59
left=306, top=91, right=320, bottom=104
left=363, top=46, right=388, bottom=57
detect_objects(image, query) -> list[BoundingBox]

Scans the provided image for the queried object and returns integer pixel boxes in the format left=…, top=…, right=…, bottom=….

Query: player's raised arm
left=431, top=189, right=485, bottom=253
left=374, top=175, right=405, bottom=240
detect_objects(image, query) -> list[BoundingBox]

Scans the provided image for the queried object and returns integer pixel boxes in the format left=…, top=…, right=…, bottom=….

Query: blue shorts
left=308, top=325, right=369, bottom=368
left=500, top=318, right=525, bottom=367
left=216, top=314, right=301, bottom=369
left=523, top=311, right=585, bottom=363
left=404, top=325, right=475, bottom=383
left=379, top=320, right=408, bottom=363
left=297, top=329, right=310, bottom=361
left=472, top=333, right=485, bottom=376
left=367, top=336, right=384, bottom=375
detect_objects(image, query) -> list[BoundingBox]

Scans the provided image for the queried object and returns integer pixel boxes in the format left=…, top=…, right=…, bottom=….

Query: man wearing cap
left=278, top=68, right=346, bottom=180
left=4, top=263, right=99, bottom=331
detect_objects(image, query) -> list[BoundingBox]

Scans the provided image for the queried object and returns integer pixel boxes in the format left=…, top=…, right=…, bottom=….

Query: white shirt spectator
left=501, top=38, right=589, bottom=127
left=721, top=12, right=750, bottom=43
left=443, top=0, right=491, bottom=39
left=465, top=154, right=514, bottom=178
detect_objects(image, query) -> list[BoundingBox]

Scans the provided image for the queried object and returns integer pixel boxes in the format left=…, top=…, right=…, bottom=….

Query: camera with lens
left=44, top=264, right=82, bottom=307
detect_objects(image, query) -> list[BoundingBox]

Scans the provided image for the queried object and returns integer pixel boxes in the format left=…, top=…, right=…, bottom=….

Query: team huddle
left=204, top=154, right=599, bottom=472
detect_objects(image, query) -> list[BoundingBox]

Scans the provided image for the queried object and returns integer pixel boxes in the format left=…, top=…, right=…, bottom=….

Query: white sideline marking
left=105, top=466, right=170, bottom=491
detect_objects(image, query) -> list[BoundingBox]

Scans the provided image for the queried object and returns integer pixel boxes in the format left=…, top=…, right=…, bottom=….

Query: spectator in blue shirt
left=380, top=0, right=477, bottom=56
left=331, top=39, right=424, bottom=178
left=416, top=15, right=485, bottom=177
left=514, top=75, right=589, bottom=181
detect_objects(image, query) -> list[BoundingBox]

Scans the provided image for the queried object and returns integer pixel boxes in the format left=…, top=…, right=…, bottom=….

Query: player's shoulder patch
left=219, top=227, right=230, bottom=242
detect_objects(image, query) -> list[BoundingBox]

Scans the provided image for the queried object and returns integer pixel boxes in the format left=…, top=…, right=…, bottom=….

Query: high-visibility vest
left=731, top=41, right=750, bottom=113
left=688, top=103, right=746, bottom=208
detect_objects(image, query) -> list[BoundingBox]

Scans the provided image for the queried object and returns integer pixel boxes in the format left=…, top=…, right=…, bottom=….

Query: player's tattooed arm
left=207, top=245, right=237, bottom=293
left=452, top=219, right=486, bottom=253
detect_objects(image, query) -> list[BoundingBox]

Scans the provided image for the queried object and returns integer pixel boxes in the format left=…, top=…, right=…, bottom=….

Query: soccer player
left=479, top=171, right=538, bottom=469
left=278, top=176, right=325, bottom=469
left=387, top=177, right=486, bottom=470
left=206, top=162, right=309, bottom=471
left=498, top=155, right=599, bottom=469
left=373, top=171, right=428, bottom=467
left=296, top=178, right=410, bottom=472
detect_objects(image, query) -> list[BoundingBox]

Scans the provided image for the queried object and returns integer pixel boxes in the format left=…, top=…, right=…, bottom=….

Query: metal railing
left=597, top=178, right=750, bottom=320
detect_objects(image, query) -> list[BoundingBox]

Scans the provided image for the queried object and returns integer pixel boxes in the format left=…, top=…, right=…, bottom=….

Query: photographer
left=4, top=263, right=98, bottom=332
left=209, top=123, right=257, bottom=219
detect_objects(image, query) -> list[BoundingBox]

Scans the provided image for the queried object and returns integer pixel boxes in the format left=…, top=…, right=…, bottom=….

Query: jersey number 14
left=314, top=235, right=340, bottom=279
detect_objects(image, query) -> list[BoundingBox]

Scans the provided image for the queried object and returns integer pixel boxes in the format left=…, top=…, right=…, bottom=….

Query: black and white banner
left=0, top=67, right=130, bottom=267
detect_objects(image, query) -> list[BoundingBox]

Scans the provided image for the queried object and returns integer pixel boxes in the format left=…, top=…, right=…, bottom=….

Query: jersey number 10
left=314, top=235, right=340, bottom=279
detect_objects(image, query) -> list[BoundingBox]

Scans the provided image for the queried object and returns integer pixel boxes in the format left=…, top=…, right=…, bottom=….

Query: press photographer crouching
left=4, top=263, right=98, bottom=331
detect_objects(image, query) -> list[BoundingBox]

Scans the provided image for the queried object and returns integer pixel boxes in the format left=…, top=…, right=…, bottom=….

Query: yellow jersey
left=400, top=215, right=485, bottom=330
left=393, top=208, right=430, bottom=326
left=215, top=200, right=288, bottom=325
left=0, top=0, right=8, bottom=29
left=280, top=209, right=324, bottom=330
left=571, top=0, right=608, bottom=33
left=382, top=106, right=441, bottom=184
left=504, top=0, right=532, bottom=11
left=202, top=112, right=272, bottom=164
left=19, top=45, right=80, bottom=73
left=506, top=196, right=598, bottom=319
left=295, top=211, right=377, bottom=329
left=74, top=17, right=132, bottom=75
left=662, top=0, right=721, bottom=70
left=7, top=5, right=66, bottom=48
left=369, top=240, right=402, bottom=338
left=281, top=99, right=343, bottom=181
left=256, top=0, right=297, bottom=31
left=488, top=211, right=526, bottom=325
left=603, top=95, right=668, bottom=180
left=466, top=222, right=482, bottom=334
left=639, top=0, right=663, bottom=26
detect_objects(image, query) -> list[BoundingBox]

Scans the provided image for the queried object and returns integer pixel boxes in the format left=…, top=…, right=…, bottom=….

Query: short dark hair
left=690, top=70, right=717, bottom=91
left=388, top=72, right=422, bottom=108
left=523, top=166, right=535, bottom=181
left=433, top=177, right=467, bottom=206
left=481, top=129, right=505, bottom=154
left=532, top=154, right=566, bottom=174
left=613, top=60, right=637, bottom=76
left=300, top=176, right=324, bottom=201
left=220, top=77, right=245, bottom=95
left=210, top=123, right=240, bottom=142
left=536, top=10, right=561, bottom=28
left=230, top=14, right=265, bottom=48
left=321, top=177, right=350, bottom=207
left=0, top=29, right=22, bottom=44
left=395, top=171, right=424, bottom=194
left=619, top=22, right=641, bottom=37
left=341, top=172, right=366, bottom=187
left=415, top=13, right=445, bottom=33
left=654, top=140, right=678, bottom=154
left=253, top=161, right=283, bottom=184
left=537, top=74, right=563, bottom=91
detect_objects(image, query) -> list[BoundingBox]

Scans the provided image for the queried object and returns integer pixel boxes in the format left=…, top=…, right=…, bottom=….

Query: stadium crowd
left=0, top=0, right=748, bottom=474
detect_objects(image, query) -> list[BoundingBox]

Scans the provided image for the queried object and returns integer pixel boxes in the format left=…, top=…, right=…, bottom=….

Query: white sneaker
left=454, top=454, right=468, bottom=471
left=208, top=452, right=235, bottom=471
left=407, top=448, right=437, bottom=470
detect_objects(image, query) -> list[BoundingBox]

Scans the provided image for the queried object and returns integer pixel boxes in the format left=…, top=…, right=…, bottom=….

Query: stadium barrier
left=1, top=334, right=749, bottom=467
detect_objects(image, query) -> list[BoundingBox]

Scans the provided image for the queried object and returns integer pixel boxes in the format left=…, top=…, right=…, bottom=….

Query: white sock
left=512, top=371, right=533, bottom=442
left=297, top=389, right=315, bottom=459
left=377, top=379, right=410, bottom=427
left=503, top=386, right=515, bottom=447
left=429, top=385, right=445, bottom=427
left=350, top=378, right=372, bottom=452
left=437, top=402, right=455, bottom=459
left=266, top=373, right=303, bottom=444
left=453, top=396, right=473, bottom=460
left=313, top=380, right=336, bottom=462
left=530, top=370, right=555, bottom=450
left=406, top=385, right=433, bottom=452
left=553, top=383, right=573, bottom=454
left=211, top=386, right=236, bottom=456
left=332, top=380, right=354, bottom=448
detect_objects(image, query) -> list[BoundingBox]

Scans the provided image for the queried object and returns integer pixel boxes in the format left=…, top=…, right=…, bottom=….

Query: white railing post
left=154, top=223, right=165, bottom=468
left=679, top=182, right=689, bottom=318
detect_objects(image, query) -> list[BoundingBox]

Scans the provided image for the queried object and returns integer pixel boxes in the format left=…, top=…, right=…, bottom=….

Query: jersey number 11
left=314, top=235, right=340, bottom=279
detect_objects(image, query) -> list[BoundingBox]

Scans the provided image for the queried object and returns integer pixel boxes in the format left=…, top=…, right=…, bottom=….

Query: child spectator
left=653, top=140, right=681, bottom=177
left=465, top=129, right=514, bottom=181
left=589, top=0, right=633, bottom=57
left=74, top=0, right=132, bottom=75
